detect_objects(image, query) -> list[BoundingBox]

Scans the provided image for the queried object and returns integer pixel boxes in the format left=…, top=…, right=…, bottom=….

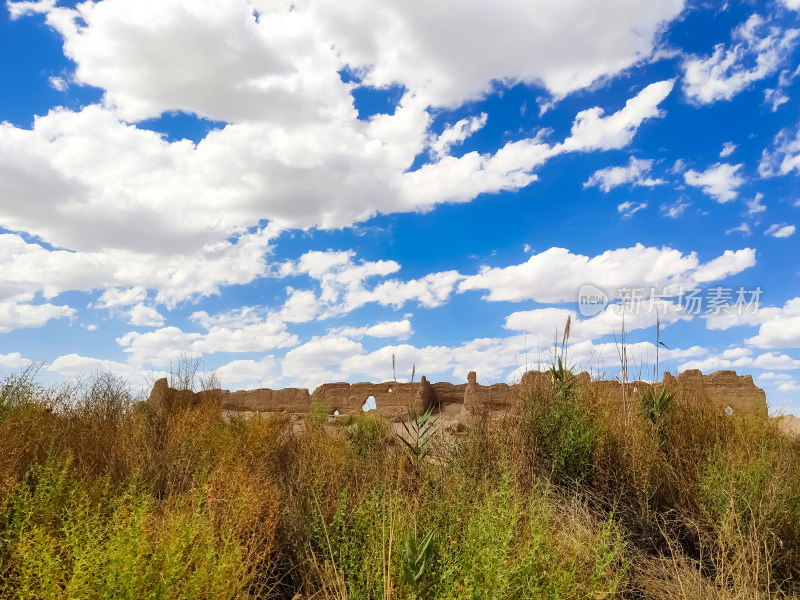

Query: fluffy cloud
left=10, top=0, right=351, bottom=125
left=703, top=303, right=778, bottom=331
left=763, top=65, right=800, bottom=111
left=127, top=304, right=165, bottom=327
left=3, top=0, right=680, bottom=316
left=428, top=114, right=488, bottom=160
left=584, top=157, right=665, bottom=192
left=661, top=200, right=689, bottom=219
left=503, top=308, right=573, bottom=339
left=505, top=302, right=689, bottom=343
left=115, top=326, right=197, bottom=367
left=0, top=228, right=275, bottom=307
left=402, top=80, right=674, bottom=210
left=215, top=356, right=279, bottom=390
left=0, top=71, right=673, bottom=312
left=48, top=353, right=138, bottom=378
left=278, top=289, right=322, bottom=324
left=117, top=314, right=297, bottom=367
left=759, top=122, right=800, bottom=176
left=459, top=245, right=755, bottom=303
left=11, top=0, right=685, bottom=119
left=361, top=319, right=414, bottom=339
left=683, top=15, right=800, bottom=104
left=363, top=272, right=465, bottom=309
left=282, top=250, right=400, bottom=287
left=329, top=1, right=683, bottom=105
left=720, top=142, right=737, bottom=158
left=280, top=250, right=463, bottom=315
left=778, top=380, right=800, bottom=393
left=765, top=223, right=796, bottom=238
left=0, top=300, right=76, bottom=333
left=0, top=352, right=30, bottom=372
left=692, top=249, right=757, bottom=283
left=746, top=193, right=766, bottom=215
left=558, top=80, right=674, bottom=152
left=278, top=243, right=754, bottom=319
left=757, top=372, right=795, bottom=383
left=764, top=86, right=790, bottom=111
left=680, top=351, right=800, bottom=372
left=684, top=163, right=745, bottom=203
left=746, top=298, right=800, bottom=349
left=96, top=287, right=147, bottom=309
left=189, top=306, right=267, bottom=330
left=400, top=135, right=548, bottom=208
left=280, top=335, right=366, bottom=387
left=333, top=319, right=414, bottom=341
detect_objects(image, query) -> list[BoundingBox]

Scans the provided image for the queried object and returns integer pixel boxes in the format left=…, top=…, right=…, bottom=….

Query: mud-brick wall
left=147, top=368, right=769, bottom=418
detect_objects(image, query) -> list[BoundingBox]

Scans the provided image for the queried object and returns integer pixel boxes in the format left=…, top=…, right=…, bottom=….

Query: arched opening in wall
left=362, top=396, right=377, bottom=412
left=725, top=405, right=734, bottom=416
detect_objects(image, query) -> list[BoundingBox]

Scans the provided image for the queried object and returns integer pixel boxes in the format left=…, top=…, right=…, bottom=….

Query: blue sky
left=2, top=0, right=800, bottom=413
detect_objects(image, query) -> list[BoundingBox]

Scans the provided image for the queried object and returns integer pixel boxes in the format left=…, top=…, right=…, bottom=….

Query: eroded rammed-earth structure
left=148, top=369, right=768, bottom=420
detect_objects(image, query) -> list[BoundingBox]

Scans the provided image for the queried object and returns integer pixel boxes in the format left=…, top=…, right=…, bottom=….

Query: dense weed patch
left=0, top=366, right=798, bottom=599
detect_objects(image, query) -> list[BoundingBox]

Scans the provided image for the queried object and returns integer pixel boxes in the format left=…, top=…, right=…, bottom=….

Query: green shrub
left=422, top=466, right=628, bottom=599
left=523, top=390, right=600, bottom=485
left=306, top=487, right=400, bottom=600
left=700, top=445, right=774, bottom=528
left=0, top=455, right=247, bottom=600
left=309, top=402, right=330, bottom=426
left=345, top=412, right=392, bottom=458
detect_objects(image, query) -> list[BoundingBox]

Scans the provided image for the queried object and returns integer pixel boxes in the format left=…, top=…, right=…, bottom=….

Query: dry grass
left=1, top=362, right=799, bottom=599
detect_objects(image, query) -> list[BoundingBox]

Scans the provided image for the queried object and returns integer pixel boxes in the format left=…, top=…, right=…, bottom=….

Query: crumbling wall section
left=146, top=368, right=769, bottom=418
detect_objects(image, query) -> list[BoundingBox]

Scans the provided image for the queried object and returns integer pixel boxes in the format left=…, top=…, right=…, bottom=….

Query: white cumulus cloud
left=765, top=223, right=796, bottom=238
left=9, top=0, right=685, bottom=119
left=0, top=300, right=76, bottom=333
left=127, top=304, right=165, bottom=327
left=459, top=245, right=755, bottom=303
left=683, top=14, right=800, bottom=104
left=746, top=298, right=800, bottom=349
left=759, top=122, right=800, bottom=176
left=684, top=163, right=745, bottom=203
left=584, top=157, right=665, bottom=192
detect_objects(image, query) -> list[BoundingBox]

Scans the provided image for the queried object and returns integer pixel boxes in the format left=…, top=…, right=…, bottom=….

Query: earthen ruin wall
left=148, top=368, right=768, bottom=419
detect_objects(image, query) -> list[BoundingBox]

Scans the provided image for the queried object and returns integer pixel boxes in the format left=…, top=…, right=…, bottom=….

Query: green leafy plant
left=550, top=316, right=576, bottom=401
left=539, top=395, right=599, bottom=485
left=397, top=408, right=439, bottom=470
left=550, top=355, right=576, bottom=402
left=641, top=313, right=675, bottom=443
left=641, top=386, right=674, bottom=426
left=401, top=529, right=434, bottom=599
